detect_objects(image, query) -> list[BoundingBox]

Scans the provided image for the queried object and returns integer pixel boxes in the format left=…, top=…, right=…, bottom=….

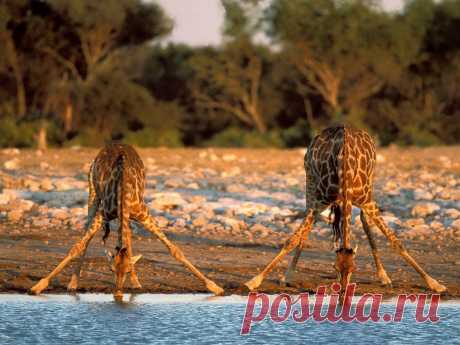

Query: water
left=0, top=294, right=459, bottom=345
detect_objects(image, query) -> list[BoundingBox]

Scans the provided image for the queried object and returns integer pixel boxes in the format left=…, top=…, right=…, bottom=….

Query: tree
left=264, top=0, right=418, bottom=122
left=0, top=1, right=28, bottom=118
left=189, top=40, right=268, bottom=133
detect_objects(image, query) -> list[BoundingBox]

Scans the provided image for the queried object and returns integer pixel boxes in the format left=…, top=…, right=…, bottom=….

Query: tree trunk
left=4, top=34, right=26, bottom=117
left=64, top=100, right=73, bottom=135
left=37, top=122, right=48, bottom=151
left=248, top=105, right=267, bottom=134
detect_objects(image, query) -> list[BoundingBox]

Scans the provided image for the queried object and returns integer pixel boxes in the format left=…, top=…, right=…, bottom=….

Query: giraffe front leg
left=30, top=213, right=103, bottom=295
left=279, top=231, right=309, bottom=287
left=360, top=210, right=392, bottom=286
left=363, top=202, right=446, bottom=293
left=125, top=223, right=142, bottom=289
left=245, top=210, right=314, bottom=291
left=68, top=179, right=100, bottom=292
left=138, top=213, right=224, bottom=295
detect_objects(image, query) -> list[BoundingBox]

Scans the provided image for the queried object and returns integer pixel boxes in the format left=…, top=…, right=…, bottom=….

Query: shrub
left=65, top=128, right=110, bottom=147
left=205, top=127, right=284, bottom=148
left=124, top=128, right=183, bottom=147
left=280, top=118, right=312, bottom=147
left=0, top=117, right=36, bottom=148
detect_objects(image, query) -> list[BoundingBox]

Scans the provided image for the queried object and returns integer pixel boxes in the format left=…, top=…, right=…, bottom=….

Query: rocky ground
left=0, top=146, right=459, bottom=298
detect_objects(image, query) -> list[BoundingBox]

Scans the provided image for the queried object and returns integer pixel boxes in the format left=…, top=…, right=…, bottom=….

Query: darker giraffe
left=244, top=126, right=446, bottom=293
left=30, top=143, right=224, bottom=299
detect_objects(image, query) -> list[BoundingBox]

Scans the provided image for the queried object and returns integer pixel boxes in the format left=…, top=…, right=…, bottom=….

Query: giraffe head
left=333, top=246, right=357, bottom=290
left=106, top=247, right=142, bottom=299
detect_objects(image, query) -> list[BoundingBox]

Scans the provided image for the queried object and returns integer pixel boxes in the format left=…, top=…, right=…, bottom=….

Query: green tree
left=264, top=0, right=417, bottom=123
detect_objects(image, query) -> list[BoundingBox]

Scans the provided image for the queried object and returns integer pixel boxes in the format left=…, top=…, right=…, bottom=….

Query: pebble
left=411, top=203, right=440, bottom=217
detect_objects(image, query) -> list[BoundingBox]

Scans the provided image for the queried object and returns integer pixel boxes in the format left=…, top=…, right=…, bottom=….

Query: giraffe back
left=304, top=126, right=376, bottom=209
left=90, top=143, right=146, bottom=220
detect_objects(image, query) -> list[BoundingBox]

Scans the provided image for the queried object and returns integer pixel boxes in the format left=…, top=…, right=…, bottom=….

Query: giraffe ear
left=131, top=254, right=142, bottom=265
left=352, top=245, right=358, bottom=256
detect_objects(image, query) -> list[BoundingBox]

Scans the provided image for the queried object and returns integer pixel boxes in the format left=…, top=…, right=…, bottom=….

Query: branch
left=39, top=47, right=82, bottom=82
left=194, top=91, right=253, bottom=125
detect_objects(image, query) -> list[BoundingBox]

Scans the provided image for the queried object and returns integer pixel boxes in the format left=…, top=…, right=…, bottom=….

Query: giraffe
left=244, top=126, right=447, bottom=293
left=30, top=143, right=224, bottom=299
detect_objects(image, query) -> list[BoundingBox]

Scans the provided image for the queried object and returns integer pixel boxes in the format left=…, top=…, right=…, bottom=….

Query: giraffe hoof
left=377, top=272, right=392, bottom=286
left=67, top=275, right=79, bottom=292
left=426, top=277, right=447, bottom=293
left=205, top=280, right=224, bottom=296
left=244, top=275, right=263, bottom=291
left=30, top=278, right=49, bottom=295
left=130, top=278, right=142, bottom=289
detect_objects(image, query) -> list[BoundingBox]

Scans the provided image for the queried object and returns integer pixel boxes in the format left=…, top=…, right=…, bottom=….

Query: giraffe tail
left=334, top=126, right=348, bottom=248
left=115, top=152, right=128, bottom=249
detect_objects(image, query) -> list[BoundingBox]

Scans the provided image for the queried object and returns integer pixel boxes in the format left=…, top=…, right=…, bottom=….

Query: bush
left=124, top=128, right=183, bottom=147
left=0, top=117, right=36, bottom=148
left=65, top=128, right=110, bottom=147
left=280, top=118, right=312, bottom=147
left=205, top=127, right=284, bottom=148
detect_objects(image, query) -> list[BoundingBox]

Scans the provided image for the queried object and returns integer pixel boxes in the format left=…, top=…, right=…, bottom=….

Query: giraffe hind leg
left=363, top=202, right=446, bottom=293
left=360, top=210, right=392, bottom=286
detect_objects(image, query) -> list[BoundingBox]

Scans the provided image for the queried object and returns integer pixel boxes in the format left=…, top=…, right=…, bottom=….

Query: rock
left=445, top=208, right=460, bottom=219
left=4, top=158, right=19, bottom=170
left=221, top=167, right=240, bottom=177
left=7, top=209, right=24, bottom=222
left=285, top=177, right=298, bottom=186
left=411, top=203, right=440, bottom=217
left=376, top=154, right=385, bottom=163
left=40, top=162, right=50, bottom=170
left=186, top=183, right=200, bottom=190
left=150, top=192, right=186, bottom=210
left=226, top=184, right=246, bottom=193
left=251, top=223, right=271, bottom=238
left=430, top=221, right=444, bottom=231
left=404, top=218, right=425, bottom=228
left=192, top=216, right=208, bottom=227
left=40, top=179, right=54, bottom=192
left=54, top=180, right=74, bottom=191
left=403, top=225, right=432, bottom=239
left=164, top=178, right=184, bottom=189
left=24, top=179, right=40, bottom=192
left=48, top=208, right=69, bottom=221
left=217, top=216, right=242, bottom=231
left=413, top=189, right=434, bottom=201
left=2, top=148, right=20, bottom=155
left=0, top=189, right=23, bottom=205
left=155, top=216, right=169, bottom=228
left=174, top=218, right=187, bottom=227
left=222, top=154, right=237, bottom=162
left=32, top=218, right=50, bottom=227
left=450, top=219, right=460, bottom=231
left=235, top=202, right=268, bottom=217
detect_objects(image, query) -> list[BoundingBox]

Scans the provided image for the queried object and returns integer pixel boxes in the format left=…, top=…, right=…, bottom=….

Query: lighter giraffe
left=30, top=143, right=224, bottom=299
left=244, top=126, right=446, bottom=293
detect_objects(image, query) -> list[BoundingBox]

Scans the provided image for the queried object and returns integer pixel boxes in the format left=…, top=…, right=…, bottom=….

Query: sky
left=155, top=0, right=405, bottom=46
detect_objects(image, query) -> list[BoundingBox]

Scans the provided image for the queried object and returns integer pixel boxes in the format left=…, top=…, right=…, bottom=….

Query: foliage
left=0, top=0, right=460, bottom=148
left=124, top=128, right=183, bottom=148
left=205, top=127, right=284, bottom=148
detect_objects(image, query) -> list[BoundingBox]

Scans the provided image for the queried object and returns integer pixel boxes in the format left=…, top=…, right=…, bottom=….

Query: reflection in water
left=0, top=294, right=458, bottom=345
